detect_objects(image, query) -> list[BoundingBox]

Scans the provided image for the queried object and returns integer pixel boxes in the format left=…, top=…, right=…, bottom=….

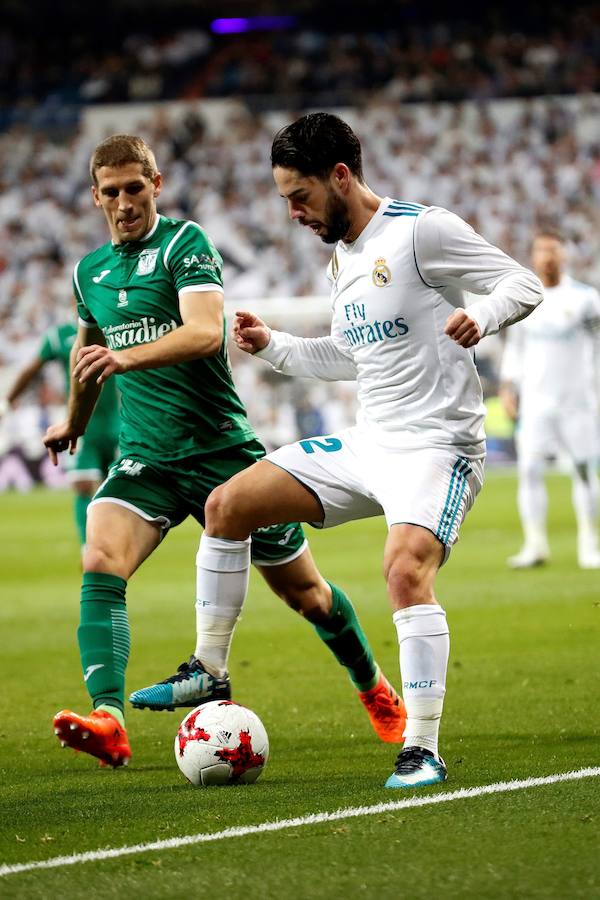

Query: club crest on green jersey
left=118, top=289, right=128, bottom=307
left=372, top=257, right=392, bottom=287
left=136, top=248, right=160, bottom=276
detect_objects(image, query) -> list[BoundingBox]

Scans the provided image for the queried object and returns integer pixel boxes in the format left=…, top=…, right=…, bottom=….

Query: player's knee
left=205, top=484, right=249, bottom=538
left=205, top=485, right=232, bottom=532
left=385, top=552, right=431, bottom=606
left=82, top=543, right=127, bottom=578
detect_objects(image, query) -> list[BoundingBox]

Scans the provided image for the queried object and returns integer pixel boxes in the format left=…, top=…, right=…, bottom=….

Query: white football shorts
left=517, top=409, right=598, bottom=463
left=266, top=427, right=484, bottom=558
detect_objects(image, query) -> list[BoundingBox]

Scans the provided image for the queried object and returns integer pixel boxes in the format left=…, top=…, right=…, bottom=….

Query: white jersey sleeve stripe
left=73, top=260, right=84, bottom=303
left=178, top=284, right=224, bottom=296
left=162, top=221, right=193, bottom=270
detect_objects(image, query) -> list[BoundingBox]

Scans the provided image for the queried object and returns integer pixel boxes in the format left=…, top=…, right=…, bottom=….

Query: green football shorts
left=65, top=431, right=119, bottom=481
left=91, top=439, right=306, bottom=566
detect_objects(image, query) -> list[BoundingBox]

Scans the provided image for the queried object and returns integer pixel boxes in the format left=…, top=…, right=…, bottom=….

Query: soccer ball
left=175, top=700, right=269, bottom=786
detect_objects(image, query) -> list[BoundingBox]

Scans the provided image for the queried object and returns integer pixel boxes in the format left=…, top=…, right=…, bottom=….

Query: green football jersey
left=39, top=322, right=120, bottom=441
left=73, top=214, right=256, bottom=461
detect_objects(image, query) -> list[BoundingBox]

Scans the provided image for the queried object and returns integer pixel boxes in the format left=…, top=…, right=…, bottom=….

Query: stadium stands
left=1, top=12, right=600, bottom=477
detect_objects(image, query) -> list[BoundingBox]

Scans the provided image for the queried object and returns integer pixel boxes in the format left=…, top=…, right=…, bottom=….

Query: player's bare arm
left=0, top=356, right=44, bottom=419
left=499, top=382, right=519, bottom=421
left=233, top=310, right=271, bottom=354
left=444, top=309, right=482, bottom=348
left=3, top=356, right=44, bottom=413
left=74, top=291, right=224, bottom=384
left=44, top=321, right=106, bottom=464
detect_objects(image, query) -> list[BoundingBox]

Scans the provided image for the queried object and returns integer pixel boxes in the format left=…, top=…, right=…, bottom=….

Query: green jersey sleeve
left=38, top=326, right=61, bottom=363
left=73, top=261, right=97, bottom=326
left=164, top=222, right=224, bottom=294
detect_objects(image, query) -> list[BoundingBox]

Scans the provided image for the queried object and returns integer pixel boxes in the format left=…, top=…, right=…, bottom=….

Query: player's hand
left=74, top=345, right=130, bottom=384
left=233, top=311, right=271, bottom=354
left=444, top=310, right=481, bottom=348
left=43, top=421, right=81, bottom=466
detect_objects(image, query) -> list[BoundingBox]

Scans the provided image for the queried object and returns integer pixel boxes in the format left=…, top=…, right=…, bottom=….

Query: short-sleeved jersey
left=73, top=214, right=256, bottom=462
left=39, top=322, right=120, bottom=441
left=500, top=274, right=600, bottom=415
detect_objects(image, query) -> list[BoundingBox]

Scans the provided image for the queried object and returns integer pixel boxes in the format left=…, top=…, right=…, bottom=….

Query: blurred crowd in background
left=2, top=3, right=600, bottom=123
left=1, top=6, right=599, bottom=485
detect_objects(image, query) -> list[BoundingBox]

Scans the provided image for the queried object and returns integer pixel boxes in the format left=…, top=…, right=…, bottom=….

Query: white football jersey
left=257, top=200, right=542, bottom=458
left=501, top=274, right=600, bottom=414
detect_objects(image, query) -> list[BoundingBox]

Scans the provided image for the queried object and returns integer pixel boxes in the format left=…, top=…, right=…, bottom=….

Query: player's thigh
left=204, top=444, right=310, bottom=568
left=263, top=429, right=383, bottom=529
left=183, top=441, right=322, bottom=531
left=177, top=443, right=311, bottom=559
left=207, top=458, right=324, bottom=533
left=516, top=413, right=559, bottom=465
left=556, top=410, right=598, bottom=464
left=366, top=447, right=484, bottom=562
left=85, top=500, right=162, bottom=578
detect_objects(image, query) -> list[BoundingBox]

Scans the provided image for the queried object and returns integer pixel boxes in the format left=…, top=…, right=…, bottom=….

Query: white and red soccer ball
left=175, top=700, right=269, bottom=786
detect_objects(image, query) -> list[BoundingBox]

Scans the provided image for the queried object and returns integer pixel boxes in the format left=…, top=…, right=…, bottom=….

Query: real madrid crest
left=372, top=257, right=391, bottom=287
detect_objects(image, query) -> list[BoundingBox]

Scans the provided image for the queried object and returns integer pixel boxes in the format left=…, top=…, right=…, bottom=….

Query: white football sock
left=520, top=520, right=550, bottom=557
left=194, top=534, right=251, bottom=678
left=572, top=462, right=600, bottom=557
left=517, top=457, right=549, bottom=553
left=393, top=604, right=449, bottom=758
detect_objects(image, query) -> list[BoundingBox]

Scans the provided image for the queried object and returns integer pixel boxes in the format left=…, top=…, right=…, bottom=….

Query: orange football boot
left=53, top=709, right=131, bottom=768
left=358, top=672, right=407, bottom=743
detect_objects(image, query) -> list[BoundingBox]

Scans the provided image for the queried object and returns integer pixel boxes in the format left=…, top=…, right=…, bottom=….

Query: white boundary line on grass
left=2, top=766, right=599, bottom=878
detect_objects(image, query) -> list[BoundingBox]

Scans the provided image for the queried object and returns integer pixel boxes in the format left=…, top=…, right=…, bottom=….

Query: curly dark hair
left=271, top=112, right=364, bottom=182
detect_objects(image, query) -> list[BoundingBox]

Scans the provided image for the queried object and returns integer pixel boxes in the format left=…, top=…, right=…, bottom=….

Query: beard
left=318, top=190, right=351, bottom=244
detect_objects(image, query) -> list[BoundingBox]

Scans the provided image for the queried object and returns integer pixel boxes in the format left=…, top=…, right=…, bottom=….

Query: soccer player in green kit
left=44, top=134, right=405, bottom=767
left=3, top=321, right=119, bottom=545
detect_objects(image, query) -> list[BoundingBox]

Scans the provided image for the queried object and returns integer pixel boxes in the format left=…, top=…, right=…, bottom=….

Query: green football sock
left=77, top=573, right=130, bottom=717
left=96, top=704, right=125, bottom=727
left=313, top=582, right=378, bottom=691
left=73, top=493, right=90, bottom=545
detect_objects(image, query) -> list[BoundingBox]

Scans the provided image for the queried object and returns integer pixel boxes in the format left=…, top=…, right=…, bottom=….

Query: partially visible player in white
left=201, top=113, right=543, bottom=789
left=500, top=230, right=600, bottom=569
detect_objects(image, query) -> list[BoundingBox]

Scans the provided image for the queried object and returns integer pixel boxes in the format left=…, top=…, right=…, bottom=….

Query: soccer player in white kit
left=501, top=230, right=600, bottom=569
left=203, top=113, right=543, bottom=788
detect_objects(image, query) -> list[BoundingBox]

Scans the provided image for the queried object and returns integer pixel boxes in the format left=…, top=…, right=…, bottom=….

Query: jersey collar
left=337, top=197, right=389, bottom=254
left=140, top=213, right=161, bottom=243
left=112, top=214, right=162, bottom=251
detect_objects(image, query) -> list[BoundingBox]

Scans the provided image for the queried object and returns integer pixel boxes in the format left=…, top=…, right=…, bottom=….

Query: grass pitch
left=0, top=472, right=599, bottom=898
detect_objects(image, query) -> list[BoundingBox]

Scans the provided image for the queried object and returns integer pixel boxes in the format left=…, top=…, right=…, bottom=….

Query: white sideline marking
left=2, top=767, right=599, bottom=878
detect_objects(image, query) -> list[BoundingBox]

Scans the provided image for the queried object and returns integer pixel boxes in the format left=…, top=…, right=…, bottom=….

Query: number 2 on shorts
left=299, top=437, right=343, bottom=454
